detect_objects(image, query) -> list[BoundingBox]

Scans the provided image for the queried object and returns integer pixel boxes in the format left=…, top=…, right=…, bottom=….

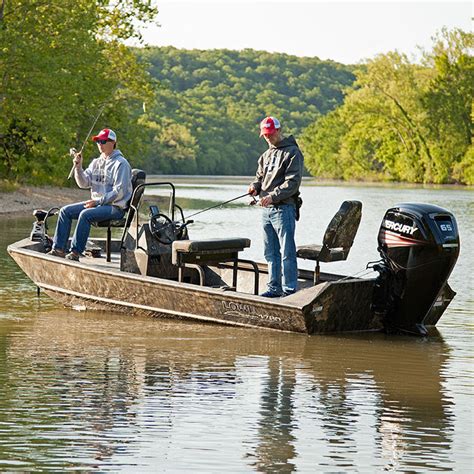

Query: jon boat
left=8, top=173, right=460, bottom=336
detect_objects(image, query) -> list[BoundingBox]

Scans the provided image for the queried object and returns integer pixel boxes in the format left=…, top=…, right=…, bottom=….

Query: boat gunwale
left=8, top=238, right=333, bottom=308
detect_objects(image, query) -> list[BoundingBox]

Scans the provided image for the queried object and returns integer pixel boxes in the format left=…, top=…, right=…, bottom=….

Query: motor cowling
left=373, top=203, right=460, bottom=335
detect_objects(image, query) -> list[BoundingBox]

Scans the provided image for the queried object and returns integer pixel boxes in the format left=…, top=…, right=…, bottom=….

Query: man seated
left=49, top=128, right=132, bottom=261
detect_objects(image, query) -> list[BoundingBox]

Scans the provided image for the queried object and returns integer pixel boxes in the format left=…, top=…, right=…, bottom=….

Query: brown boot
left=47, top=248, right=65, bottom=258
left=65, top=251, right=80, bottom=261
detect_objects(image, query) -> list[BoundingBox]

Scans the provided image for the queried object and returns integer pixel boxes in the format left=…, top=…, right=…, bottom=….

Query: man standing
left=248, top=117, right=304, bottom=297
left=49, top=128, right=132, bottom=261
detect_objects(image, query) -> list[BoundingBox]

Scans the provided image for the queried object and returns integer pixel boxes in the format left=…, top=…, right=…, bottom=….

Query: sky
left=139, top=0, right=472, bottom=64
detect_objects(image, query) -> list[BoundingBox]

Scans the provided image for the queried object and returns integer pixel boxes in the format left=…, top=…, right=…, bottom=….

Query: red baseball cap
left=259, top=116, right=281, bottom=137
left=92, top=128, right=117, bottom=142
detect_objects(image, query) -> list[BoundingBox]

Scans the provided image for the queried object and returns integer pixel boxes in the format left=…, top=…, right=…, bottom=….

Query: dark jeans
left=52, top=202, right=125, bottom=254
left=262, top=204, right=298, bottom=294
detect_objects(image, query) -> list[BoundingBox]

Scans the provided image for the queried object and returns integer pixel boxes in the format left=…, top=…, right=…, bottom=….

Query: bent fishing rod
left=150, top=192, right=256, bottom=240
left=184, top=192, right=254, bottom=221
left=67, top=100, right=109, bottom=180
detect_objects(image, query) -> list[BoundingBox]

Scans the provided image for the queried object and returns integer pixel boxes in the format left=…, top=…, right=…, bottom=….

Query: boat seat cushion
left=172, top=238, right=250, bottom=265
left=93, top=218, right=126, bottom=228
left=297, top=244, right=346, bottom=262
left=173, top=238, right=250, bottom=253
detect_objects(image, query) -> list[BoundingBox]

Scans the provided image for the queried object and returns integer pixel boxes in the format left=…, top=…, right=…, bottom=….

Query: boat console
left=119, top=182, right=260, bottom=292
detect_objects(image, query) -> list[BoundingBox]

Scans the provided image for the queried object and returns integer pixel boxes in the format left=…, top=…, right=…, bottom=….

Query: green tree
left=302, top=28, right=473, bottom=184
left=0, top=0, right=158, bottom=183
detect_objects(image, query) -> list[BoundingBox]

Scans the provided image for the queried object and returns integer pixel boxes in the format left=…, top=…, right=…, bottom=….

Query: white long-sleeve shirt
left=75, top=149, right=133, bottom=209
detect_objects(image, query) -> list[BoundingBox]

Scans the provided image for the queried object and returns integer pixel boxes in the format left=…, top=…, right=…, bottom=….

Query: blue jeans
left=262, top=204, right=298, bottom=294
left=52, top=202, right=125, bottom=254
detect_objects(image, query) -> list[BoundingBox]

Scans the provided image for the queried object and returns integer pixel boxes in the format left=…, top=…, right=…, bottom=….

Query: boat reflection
left=0, top=310, right=454, bottom=471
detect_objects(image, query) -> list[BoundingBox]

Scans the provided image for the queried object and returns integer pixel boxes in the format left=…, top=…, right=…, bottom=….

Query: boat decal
left=221, top=301, right=282, bottom=323
left=378, top=229, right=426, bottom=248
left=382, top=219, right=418, bottom=235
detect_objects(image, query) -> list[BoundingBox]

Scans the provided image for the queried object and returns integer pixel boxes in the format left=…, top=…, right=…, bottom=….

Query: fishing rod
left=149, top=192, right=255, bottom=244
left=67, top=100, right=109, bottom=180
left=184, top=192, right=253, bottom=220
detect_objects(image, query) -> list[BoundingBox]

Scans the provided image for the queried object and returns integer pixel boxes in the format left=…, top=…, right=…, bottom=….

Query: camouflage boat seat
left=93, top=169, right=146, bottom=262
left=297, top=200, right=362, bottom=284
left=172, top=238, right=256, bottom=292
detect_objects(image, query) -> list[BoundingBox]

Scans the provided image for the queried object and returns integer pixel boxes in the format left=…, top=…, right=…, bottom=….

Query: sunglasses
left=96, top=139, right=109, bottom=145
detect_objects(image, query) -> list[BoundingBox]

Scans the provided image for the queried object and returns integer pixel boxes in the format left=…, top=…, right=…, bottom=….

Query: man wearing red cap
left=49, top=128, right=132, bottom=261
left=248, top=117, right=304, bottom=297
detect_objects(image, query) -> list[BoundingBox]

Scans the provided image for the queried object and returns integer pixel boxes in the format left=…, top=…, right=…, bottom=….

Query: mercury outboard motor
left=373, top=203, right=460, bottom=336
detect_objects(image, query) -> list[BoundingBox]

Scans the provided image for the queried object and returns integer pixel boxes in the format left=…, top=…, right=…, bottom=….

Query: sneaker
left=65, top=252, right=80, bottom=261
left=47, top=248, right=65, bottom=258
left=283, top=290, right=297, bottom=297
left=260, top=290, right=283, bottom=298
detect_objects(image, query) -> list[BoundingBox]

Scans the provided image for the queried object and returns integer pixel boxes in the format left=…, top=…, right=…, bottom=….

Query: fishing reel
left=148, top=205, right=192, bottom=245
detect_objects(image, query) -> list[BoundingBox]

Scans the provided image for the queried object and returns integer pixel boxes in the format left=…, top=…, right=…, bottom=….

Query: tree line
left=302, top=28, right=473, bottom=184
left=134, top=46, right=354, bottom=175
left=1, top=1, right=472, bottom=185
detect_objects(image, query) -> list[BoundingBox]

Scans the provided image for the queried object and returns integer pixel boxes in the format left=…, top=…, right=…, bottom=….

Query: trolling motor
left=30, top=207, right=59, bottom=252
left=372, top=203, right=460, bottom=336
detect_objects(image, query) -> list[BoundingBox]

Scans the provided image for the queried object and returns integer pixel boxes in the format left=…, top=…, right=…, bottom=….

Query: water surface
left=1, top=179, right=472, bottom=471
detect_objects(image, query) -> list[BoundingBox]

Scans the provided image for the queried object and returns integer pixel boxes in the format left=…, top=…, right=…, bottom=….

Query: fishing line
left=331, top=267, right=377, bottom=283
left=67, top=94, right=115, bottom=180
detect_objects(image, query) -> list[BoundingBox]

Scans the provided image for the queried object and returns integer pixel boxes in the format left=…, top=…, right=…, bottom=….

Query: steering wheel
left=149, top=213, right=175, bottom=245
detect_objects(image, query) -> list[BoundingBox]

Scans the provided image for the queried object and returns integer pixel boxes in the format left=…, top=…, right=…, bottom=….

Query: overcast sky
left=139, top=1, right=472, bottom=64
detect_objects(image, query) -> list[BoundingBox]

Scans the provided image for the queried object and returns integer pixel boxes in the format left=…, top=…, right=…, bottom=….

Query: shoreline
left=1, top=177, right=472, bottom=218
left=0, top=186, right=89, bottom=217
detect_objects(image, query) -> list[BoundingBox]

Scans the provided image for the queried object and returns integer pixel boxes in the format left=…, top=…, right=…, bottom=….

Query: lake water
left=1, top=178, right=473, bottom=471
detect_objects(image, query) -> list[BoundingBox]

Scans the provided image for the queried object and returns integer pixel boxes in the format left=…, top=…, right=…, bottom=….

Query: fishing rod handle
left=67, top=147, right=79, bottom=180
left=67, top=165, right=75, bottom=180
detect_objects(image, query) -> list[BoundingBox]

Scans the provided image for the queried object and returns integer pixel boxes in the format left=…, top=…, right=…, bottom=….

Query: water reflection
left=0, top=311, right=454, bottom=471
left=1, top=181, right=471, bottom=471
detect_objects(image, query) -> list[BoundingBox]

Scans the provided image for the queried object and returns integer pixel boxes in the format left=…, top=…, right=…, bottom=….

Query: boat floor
left=80, top=244, right=348, bottom=290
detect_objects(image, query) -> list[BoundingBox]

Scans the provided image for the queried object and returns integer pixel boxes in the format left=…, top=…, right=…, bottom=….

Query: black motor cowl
left=374, top=203, right=460, bottom=335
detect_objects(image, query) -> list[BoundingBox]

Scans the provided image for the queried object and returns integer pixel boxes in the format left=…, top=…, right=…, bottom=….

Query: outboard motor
left=373, top=203, right=460, bottom=336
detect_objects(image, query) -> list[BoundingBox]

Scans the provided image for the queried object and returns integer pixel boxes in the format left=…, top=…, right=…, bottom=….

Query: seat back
left=123, top=169, right=146, bottom=227
left=322, top=200, right=362, bottom=256
left=129, top=169, right=146, bottom=207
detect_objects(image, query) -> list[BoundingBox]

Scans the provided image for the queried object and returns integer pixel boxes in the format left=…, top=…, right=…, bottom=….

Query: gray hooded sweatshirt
left=251, top=135, right=304, bottom=206
left=75, top=149, right=132, bottom=209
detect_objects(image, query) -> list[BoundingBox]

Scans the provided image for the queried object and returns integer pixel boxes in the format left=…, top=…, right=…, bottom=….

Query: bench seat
left=172, top=238, right=250, bottom=264
left=172, top=238, right=254, bottom=292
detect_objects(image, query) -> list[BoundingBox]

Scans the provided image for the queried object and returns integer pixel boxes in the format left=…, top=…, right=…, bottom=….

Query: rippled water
left=1, top=178, right=473, bottom=471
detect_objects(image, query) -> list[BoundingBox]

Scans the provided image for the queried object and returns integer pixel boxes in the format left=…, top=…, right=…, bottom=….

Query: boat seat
left=172, top=238, right=253, bottom=291
left=172, top=238, right=250, bottom=257
left=297, top=200, right=362, bottom=284
left=93, top=169, right=146, bottom=262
